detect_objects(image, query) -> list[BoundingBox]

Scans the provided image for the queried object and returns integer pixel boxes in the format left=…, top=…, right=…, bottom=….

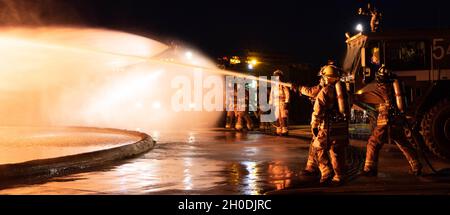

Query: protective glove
left=290, top=83, right=299, bottom=93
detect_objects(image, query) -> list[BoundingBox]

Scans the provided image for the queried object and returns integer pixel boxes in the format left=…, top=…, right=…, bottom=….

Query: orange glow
left=267, top=161, right=293, bottom=190
left=0, top=26, right=291, bottom=133
left=0, top=27, right=222, bottom=131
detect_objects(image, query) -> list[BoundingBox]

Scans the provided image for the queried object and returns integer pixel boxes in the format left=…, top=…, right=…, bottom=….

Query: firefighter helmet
left=376, top=64, right=392, bottom=83
left=321, top=65, right=340, bottom=78
left=273, top=69, right=284, bottom=76
left=317, top=61, right=336, bottom=76
left=273, top=70, right=285, bottom=82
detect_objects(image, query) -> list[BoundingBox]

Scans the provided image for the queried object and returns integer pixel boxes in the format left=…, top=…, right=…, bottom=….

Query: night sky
left=4, top=0, right=450, bottom=66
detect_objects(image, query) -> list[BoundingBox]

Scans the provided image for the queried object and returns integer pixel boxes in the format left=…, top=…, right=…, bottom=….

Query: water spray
left=0, top=31, right=293, bottom=88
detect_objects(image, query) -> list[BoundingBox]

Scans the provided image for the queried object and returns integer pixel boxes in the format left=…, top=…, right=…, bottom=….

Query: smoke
left=0, top=0, right=82, bottom=26
left=0, top=26, right=224, bottom=131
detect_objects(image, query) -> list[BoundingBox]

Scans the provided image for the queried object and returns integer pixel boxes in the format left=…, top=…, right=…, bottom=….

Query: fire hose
left=402, top=116, right=437, bottom=173
left=401, top=114, right=450, bottom=176
left=353, top=101, right=448, bottom=176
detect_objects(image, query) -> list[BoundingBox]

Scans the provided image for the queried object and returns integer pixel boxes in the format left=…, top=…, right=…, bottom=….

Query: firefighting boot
left=246, top=122, right=254, bottom=131
left=259, top=123, right=265, bottom=130
left=330, top=175, right=345, bottom=186
left=300, top=145, right=319, bottom=177
left=360, top=168, right=378, bottom=177
left=225, top=117, right=232, bottom=129
left=302, top=164, right=318, bottom=178
left=235, top=123, right=243, bottom=132
left=300, top=168, right=319, bottom=177
left=408, top=160, right=423, bottom=176
left=279, top=118, right=288, bottom=136
left=259, top=123, right=267, bottom=131
left=319, top=166, right=334, bottom=185
left=409, top=168, right=422, bottom=176
left=361, top=158, right=378, bottom=177
left=320, top=175, right=333, bottom=186
left=276, top=127, right=282, bottom=135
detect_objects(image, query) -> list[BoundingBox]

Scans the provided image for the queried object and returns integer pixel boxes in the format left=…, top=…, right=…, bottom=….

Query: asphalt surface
left=0, top=128, right=449, bottom=194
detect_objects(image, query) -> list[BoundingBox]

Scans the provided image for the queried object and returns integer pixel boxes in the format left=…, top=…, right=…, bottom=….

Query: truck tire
left=421, top=99, right=450, bottom=160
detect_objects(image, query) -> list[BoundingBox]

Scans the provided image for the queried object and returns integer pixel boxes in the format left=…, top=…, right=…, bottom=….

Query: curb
left=0, top=127, right=155, bottom=180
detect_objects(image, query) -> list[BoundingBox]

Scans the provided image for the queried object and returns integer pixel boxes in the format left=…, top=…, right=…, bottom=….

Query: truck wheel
left=421, top=99, right=450, bottom=160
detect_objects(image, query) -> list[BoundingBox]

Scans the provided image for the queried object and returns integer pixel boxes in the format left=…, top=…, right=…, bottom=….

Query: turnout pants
left=313, top=122, right=349, bottom=182
left=235, top=111, right=253, bottom=130
left=364, top=123, right=421, bottom=172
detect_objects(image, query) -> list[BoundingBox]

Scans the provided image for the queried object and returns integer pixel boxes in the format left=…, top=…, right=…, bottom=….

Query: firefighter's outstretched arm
left=300, top=85, right=322, bottom=98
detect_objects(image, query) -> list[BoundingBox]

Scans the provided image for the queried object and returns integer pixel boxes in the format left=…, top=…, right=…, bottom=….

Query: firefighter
left=235, top=84, right=253, bottom=131
left=311, top=65, right=350, bottom=185
left=293, top=61, right=334, bottom=176
left=270, top=70, right=290, bottom=135
left=225, top=84, right=237, bottom=129
left=225, top=110, right=236, bottom=129
left=358, top=3, right=382, bottom=32
left=360, top=66, right=422, bottom=176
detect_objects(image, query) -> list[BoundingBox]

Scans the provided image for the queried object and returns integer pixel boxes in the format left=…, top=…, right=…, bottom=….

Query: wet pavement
left=0, top=128, right=449, bottom=194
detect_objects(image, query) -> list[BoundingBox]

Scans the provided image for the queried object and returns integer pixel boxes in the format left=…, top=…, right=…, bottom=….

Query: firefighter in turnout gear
left=294, top=77, right=324, bottom=175
left=310, top=65, right=350, bottom=185
left=225, top=108, right=236, bottom=129
left=361, top=66, right=422, bottom=176
left=358, top=3, right=382, bottom=32
left=235, top=84, right=253, bottom=131
left=270, top=70, right=290, bottom=135
left=225, top=84, right=237, bottom=129
left=293, top=61, right=336, bottom=176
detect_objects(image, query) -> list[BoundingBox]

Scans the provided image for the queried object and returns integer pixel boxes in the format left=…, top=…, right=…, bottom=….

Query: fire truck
left=344, top=30, right=450, bottom=159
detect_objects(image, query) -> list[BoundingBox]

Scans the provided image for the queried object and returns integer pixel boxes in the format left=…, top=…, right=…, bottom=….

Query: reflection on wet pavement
left=2, top=128, right=450, bottom=195
left=0, top=130, right=309, bottom=194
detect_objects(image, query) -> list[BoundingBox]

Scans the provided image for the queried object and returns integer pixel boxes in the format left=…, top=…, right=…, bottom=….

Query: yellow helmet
left=320, top=65, right=340, bottom=78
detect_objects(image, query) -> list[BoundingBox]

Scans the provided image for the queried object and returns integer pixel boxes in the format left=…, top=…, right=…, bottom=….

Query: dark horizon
left=1, top=0, right=450, bottom=67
